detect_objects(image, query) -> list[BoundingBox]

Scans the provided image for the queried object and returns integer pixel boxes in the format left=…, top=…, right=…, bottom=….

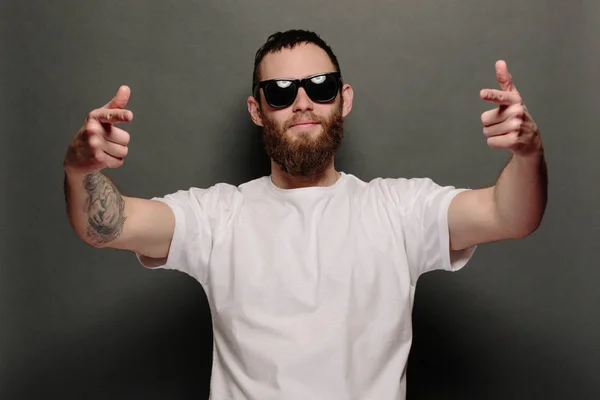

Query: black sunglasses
left=254, top=72, right=342, bottom=109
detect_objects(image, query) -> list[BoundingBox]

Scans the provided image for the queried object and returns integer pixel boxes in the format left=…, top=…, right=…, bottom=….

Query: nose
left=292, top=87, right=314, bottom=112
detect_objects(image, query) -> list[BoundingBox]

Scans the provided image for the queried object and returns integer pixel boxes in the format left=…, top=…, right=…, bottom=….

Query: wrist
left=63, top=164, right=98, bottom=180
left=512, top=146, right=544, bottom=163
left=512, top=135, right=544, bottom=161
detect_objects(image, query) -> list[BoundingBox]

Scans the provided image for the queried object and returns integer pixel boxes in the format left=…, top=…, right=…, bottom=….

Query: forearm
left=64, top=170, right=128, bottom=247
left=493, top=149, right=548, bottom=238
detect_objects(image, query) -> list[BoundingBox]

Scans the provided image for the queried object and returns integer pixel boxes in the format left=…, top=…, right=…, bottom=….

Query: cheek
left=275, top=112, right=296, bottom=129
left=315, top=103, right=341, bottom=120
left=261, top=111, right=284, bottom=129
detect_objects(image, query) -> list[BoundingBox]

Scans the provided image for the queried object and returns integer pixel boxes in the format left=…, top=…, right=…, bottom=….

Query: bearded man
left=63, top=29, right=547, bottom=400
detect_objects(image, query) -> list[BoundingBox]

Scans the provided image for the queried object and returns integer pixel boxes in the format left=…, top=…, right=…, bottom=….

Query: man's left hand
left=480, top=60, right=542, bottom=157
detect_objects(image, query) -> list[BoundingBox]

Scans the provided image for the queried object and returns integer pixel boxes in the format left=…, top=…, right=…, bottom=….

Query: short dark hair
left=252, top=29, right=342, bottom=97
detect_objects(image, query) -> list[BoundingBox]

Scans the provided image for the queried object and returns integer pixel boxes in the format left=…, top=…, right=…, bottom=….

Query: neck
left=270, top=160, right=340, bottom=189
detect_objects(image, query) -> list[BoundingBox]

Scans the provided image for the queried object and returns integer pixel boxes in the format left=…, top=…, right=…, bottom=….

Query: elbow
left=505, top=217, right=543, bottom=240
left=507, top=227, right=536, bottom=240
left=67, top=214, right=117, bottom=250
left=496, top=201, right=546, bottom=240
left=77, top=231, right=106, bottom=249
left=73, top=226, right=113, bottom=249
left=87, top=239, right=109, bottom=249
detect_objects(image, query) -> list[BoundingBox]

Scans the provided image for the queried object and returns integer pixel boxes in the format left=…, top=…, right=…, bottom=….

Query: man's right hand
left=64, top=85, right=134, bottom=175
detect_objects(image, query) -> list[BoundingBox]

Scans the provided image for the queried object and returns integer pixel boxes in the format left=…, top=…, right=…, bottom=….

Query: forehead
left=259, top=43, right=336, bottom=81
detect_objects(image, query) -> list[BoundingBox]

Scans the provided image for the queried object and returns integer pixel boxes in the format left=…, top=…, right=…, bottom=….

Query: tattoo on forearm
left=84, top=173, right=126, bottom=245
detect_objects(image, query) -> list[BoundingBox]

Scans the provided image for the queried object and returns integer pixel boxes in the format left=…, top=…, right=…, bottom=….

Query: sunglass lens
left=306, top=74, right=338, bottom=103
left=265, top=80, right=297, bottom=108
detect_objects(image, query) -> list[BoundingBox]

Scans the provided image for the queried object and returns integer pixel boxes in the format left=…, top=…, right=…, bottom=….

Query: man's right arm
left=63, top=85, right=174, bottom=259
left=64, top=171, right=174, bottom=259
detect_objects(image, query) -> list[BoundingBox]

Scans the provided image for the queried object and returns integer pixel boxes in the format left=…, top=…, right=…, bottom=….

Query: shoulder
left=353, top=174, right=442, bottom=198
left=353, top=174, right=466, bottom=213
left=155, top=180, right=256, bottom=214
left=237, top=176, right=271, bottom=194
left=159, top=176, right=279, bottom=208
left=161, top=182, right=238, bottom=201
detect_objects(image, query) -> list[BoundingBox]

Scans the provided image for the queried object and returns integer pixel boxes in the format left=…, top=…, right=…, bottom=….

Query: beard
left=260, top=102, right=344, bottom=177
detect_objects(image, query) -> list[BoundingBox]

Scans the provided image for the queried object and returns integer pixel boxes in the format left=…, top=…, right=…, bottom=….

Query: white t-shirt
left=137, top=172, right=476, bottom=400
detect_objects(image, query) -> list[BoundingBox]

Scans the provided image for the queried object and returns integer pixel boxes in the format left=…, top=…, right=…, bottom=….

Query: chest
left=207, top=196, right=411, bottom=318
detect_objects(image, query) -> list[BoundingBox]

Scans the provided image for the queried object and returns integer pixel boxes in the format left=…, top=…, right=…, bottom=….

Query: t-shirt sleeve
left=383, top=177, right=477, bottom=283
left=136, top=184, right=238, bottom=285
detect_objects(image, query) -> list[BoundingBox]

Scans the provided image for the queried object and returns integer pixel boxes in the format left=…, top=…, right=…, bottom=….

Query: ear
left=340, top=83, right=354, bottom=118
left=247, top=95, right=264, bottom=127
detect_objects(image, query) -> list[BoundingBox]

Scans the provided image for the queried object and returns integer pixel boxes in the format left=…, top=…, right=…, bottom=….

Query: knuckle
left=513, top=104, right=525, bottom=117
left=87, top=134, right=101, bottom=149
left=92, top=149, right=104, bottom=163
left=84, top=121, right=100, bottom=136
left=513, top=117, right=523, bottom=129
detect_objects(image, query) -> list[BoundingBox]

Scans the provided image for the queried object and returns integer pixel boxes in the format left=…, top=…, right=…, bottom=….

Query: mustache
left=283, top=112, right=324, bottom=130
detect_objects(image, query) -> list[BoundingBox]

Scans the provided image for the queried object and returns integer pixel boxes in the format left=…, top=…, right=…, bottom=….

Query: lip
left=291, top=121, right=319, bottom=128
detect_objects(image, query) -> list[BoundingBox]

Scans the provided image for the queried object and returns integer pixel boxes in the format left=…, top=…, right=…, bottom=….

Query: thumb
left=495, top=60, right=518, bottom=93
left=105, top=85, right=131, bottom=109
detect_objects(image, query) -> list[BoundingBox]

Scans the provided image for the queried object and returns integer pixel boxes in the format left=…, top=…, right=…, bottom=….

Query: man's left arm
left=448, top=60, right=548, bottom=251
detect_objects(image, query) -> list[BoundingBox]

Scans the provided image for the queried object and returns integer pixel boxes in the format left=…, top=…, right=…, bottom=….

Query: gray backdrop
left=2, top=0, right=599, bottom=399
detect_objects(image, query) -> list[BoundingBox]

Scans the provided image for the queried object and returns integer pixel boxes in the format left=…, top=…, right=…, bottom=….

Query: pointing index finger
left=88, top=108, right=134, bottom=124
left=480, top=89, right=522, bottom=106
